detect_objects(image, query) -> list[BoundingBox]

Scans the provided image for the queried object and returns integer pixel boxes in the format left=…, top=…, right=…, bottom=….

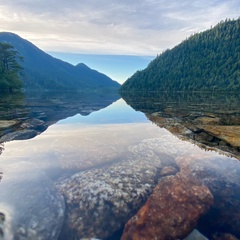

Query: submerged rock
left=0, top=118, right=48, bottom=143
left=198, top=125, right=240, bottom=148
left=121, top=175, right=213, bottom=240
left=159, top=166, right=178, bottom=177
left=0, top=129, right=39, bottom=142
left=56, top=132, right=235, bottom=240
left=0, top=162, right=65, bottom=240
left=0, top=120, right=19, bottom=130
left=56, top=142, right=168, bottom=239
left=211, top=232, right=239, bottom=240
left=121, top=151, right=240, bottom=239
left=176, top=154, right=240, bottom=238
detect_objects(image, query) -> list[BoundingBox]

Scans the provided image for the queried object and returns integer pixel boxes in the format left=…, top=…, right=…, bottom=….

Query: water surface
left=0, top=91, right=240, bottom=239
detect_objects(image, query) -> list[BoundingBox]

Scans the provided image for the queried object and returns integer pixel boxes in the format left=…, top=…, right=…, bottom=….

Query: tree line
left=120, top=18, right=240, bottom=92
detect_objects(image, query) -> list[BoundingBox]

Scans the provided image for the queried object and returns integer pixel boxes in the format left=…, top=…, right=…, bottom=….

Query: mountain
left=0, top=32, right=120, bottom=91
left=120, top=18, right=240, bottom=92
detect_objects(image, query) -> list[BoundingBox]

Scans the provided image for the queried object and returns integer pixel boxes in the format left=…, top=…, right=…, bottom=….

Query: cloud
left=0, top=0, right=239, bottom=55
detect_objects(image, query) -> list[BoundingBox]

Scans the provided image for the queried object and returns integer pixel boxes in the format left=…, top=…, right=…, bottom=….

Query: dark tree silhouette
left=0, top=42, right=23, bottom=92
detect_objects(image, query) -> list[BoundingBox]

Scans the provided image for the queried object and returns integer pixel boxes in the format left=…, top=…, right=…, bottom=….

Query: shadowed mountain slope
left=0, top=32, right=120, bottom=90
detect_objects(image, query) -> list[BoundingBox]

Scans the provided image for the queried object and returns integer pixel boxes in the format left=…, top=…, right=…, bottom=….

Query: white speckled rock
left=56, top=140, right=167, bottom=239
left=0, top=162, right=65, bottom=240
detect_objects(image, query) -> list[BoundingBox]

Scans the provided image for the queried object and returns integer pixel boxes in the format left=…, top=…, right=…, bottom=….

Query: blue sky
left=0, top=0, right=239, bottom=83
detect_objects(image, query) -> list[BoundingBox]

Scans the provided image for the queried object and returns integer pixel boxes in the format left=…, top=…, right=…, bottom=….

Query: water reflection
left=0, top=90, right=120, bottom=144
left=58, top=98, right=148, bottom=125
left=121, top=91, right=240, bottom=159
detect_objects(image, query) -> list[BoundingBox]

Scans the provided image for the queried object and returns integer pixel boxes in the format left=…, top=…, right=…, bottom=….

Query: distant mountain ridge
left=120, top=18, right=240, bottom=92
left=0, top=32, right=120, bottom=90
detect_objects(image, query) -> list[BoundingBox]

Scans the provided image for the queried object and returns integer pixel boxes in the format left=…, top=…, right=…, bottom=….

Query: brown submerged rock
left=176, top=154, right=240, bottom=238
left=211, top=232, right=239, bottom=240
left=121, top=174, right=213, bottom=240
left=122, top=151, right=240, bottom=240
left=199, top=125, right=240, bottom=148
left=193, top=116, right=221, bottom=125
left=159, top=166, right=178, bottom=177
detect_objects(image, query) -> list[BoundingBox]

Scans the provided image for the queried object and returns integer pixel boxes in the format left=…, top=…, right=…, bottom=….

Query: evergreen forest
left=120, top=18, right=240, bottom=92
left=0, top=42, right=23, bottom=92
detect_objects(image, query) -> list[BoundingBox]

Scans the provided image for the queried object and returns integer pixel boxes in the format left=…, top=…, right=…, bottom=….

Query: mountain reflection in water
left=0, top=90, right=120, bottom=143
left=0, top=91, right=239, bottom=240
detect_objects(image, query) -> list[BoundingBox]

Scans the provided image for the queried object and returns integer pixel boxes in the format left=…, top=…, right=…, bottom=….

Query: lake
left=0, top=91, right=240, bottom=240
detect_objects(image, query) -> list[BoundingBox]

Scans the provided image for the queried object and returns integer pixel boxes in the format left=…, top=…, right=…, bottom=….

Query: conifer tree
left=0, top=42, right=23, bottom=92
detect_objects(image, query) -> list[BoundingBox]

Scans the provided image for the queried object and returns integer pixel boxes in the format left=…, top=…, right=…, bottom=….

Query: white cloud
left=0, top=0, right=239, bottom=55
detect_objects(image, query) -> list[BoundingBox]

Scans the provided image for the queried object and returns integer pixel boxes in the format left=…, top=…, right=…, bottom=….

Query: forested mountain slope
left=121, top=19, right=240, bottom=92
left=0, top=32, right=120, bottom=91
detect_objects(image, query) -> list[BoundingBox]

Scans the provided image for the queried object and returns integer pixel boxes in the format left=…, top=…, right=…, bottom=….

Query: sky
left=0, top=0, right=239, bottom=83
